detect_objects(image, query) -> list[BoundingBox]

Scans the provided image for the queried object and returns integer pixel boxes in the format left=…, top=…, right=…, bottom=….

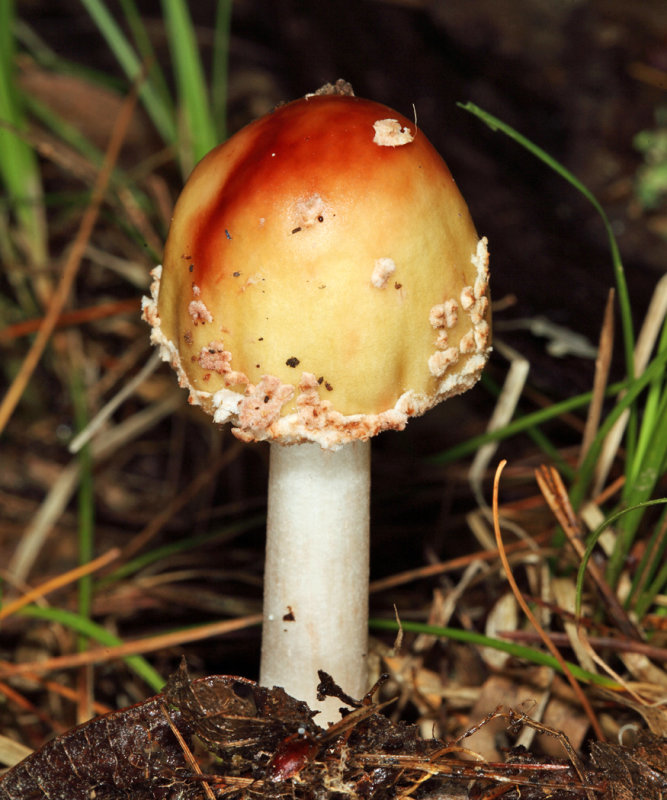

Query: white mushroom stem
left=260, top=440, right=370, bottom=724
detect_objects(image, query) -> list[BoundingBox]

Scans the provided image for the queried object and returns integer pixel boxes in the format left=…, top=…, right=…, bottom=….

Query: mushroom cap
left=144, top=93, right=490, bottom=449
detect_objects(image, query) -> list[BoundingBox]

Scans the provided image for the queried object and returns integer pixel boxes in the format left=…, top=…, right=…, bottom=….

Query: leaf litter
left=1, top=660, right=664, bottom=799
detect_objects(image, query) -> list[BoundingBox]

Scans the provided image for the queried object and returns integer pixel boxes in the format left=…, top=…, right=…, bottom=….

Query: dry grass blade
left=492, top=460, right=605, bottom=745
left=0, top=614, right=262, bottom=677
left=535, top=464, right=641, bottom=641
left=369, top=531, right=550, bottom=594
left=468, top=337, right=529, bottom=507
left=0, top=299, right=139, bottom=342
left=8, top=393, right=180, bottom=583
left=0, top=73, right=143, bottom=436
left=160, top=702, right=216, bottom=800
left=0, top=547, right=119, bottom=620
left=0, top=735, right=33, bottom=770
left=68, top=350, right=161, bottom=453
left=578, top=288, right=615, bottom=467
left=593, top=272, right=667, bottom=495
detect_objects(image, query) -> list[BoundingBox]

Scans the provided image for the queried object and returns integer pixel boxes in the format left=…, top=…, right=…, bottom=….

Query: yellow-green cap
left=143, top=92, right=490, bottom=449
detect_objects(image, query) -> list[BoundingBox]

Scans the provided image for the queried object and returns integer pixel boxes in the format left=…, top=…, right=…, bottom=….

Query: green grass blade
left=430, top=378, right=628, bottom=465
left=458, top=102, right=635, bottom=384
left=23, top=92, right=160, bottom=262
left=626, top=316, right=667, bottom=488
left=162, top=0, right=218, bottom=171
left=117, top=0, right=174, bottom=116
left=369, top=617, right=619, bottom=688
left=0, top=0, right=47, bottom=268
left=575, top=498, right=667, bottom=617
left=569, top=347, right=667, bottom=509
left=18, top=605, right=165, bottom=691
left=628, top=504, right=667, bottom=614
left=478, top=374, right=574, bottom=479
left=634, top=550, right=667, bottom=620
left=608, top=391, right=667, bottom=584
left=79, top=0, right=176, bottom=145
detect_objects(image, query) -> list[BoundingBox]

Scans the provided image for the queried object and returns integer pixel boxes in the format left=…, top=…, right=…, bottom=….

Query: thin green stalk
left=634, top=550, right=667, bottom=620
left=627, top=317, right=667, bottom=488
left=575, top=498, right=667, bottom=617
left=369, top=618, right=619, bottom=689
left=570, top=347, right=667, bottom=509
left=628, top=504, right=667, bottom=614
left=162, top=0, right=217, bottom=172
left=480, top=374, right=574, bottom=479
left=431, top=378, right=627, bottom=465
left=0, top=0, right=47, bottom=271
left=118, top=0, right=174, bottom=115
left=18, top=605, right=165, bottom=691
left=459, top=102, right=638, bottom=476
left=608, top=390, right=667, bottom=585
left=459, top=102, right=635, bottom=382
left=79, top=0, right=176, bottom=145
left=527, top=426, right=574, bottom=480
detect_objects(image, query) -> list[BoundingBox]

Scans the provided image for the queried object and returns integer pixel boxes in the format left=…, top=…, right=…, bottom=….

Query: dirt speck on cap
left=373, top=118, right=413, bottom=147
left=371, top=257, right=396, bottom=289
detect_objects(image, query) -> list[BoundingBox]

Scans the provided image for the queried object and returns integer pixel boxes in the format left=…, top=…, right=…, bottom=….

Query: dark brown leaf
left=0, top=691, right=196, bottom=799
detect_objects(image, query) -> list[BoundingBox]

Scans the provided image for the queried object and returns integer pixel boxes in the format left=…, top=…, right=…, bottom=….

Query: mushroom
left=143, top=82, right=490, bottom=723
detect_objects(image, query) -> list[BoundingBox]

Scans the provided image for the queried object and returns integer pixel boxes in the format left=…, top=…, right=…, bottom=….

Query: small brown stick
left=498, top=629, right=667, bottom=662
left=183, top=774, right=259, bottom=796
left=535, top=464, right=641, bottom=641
left=591, top=473, right=625, bottom=506
left=0, top=71, right=144, bottom=436
left=578, top=288, right=615, bottom=467
left=369, top=531, right=551, bottom=593
left=492, top=461, right=605, bottom=749
left=0, top=548, right=120, bottom=621
left=593, top=272, right=667, bottom=495
left=450, top=707, right=602, bottom=797
left=357, top=748, right=601, bottom=795
left=0, top=614, right=262, bottom=677
left=0, top=299, right=139, bottom=342
left=160, top=703, right=215, bottom=800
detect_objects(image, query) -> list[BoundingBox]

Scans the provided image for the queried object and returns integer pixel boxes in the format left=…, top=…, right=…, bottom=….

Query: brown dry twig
left=0, top=548, right=120, bottom=621
left=535, top=464, right=641, bottom=641
left=0, top=299, right=140, bottom=342
left=492, top=460, right=605, bottom=746
left=0, top=614, right=262, bottom=678
left=0, top=74, right=143, bottom=436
